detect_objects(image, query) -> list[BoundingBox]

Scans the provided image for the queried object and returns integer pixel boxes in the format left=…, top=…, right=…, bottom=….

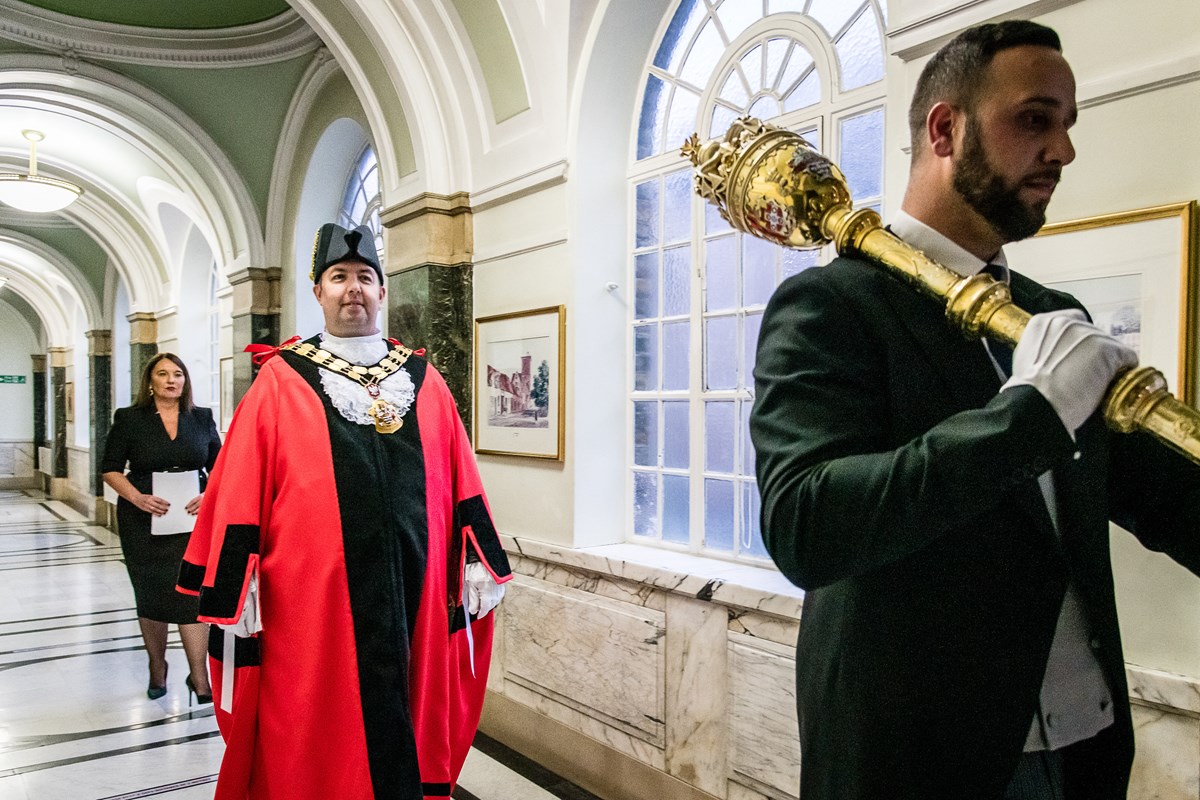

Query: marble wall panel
left=13, top=443, right=33, bottom=477
left=67, top=448, right=90, bottom=496
left=665, top=594, right=727, bottom=796
left=501, top=574, right=666, bottom=745
left=1128, top=704, right=1200, bottom=800
left=728, top=609, right=800, bottom=647
left=728, top=632, right=801, bottom=799
left=0, top=444, right=13, bottom=475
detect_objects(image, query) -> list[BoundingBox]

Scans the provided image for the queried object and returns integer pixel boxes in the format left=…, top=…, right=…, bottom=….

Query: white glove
left=1002, top=309, right=1138, bottom=436
left=218, top=572, right=262, bottom=637
left=465, top=561, right=505, bottom=619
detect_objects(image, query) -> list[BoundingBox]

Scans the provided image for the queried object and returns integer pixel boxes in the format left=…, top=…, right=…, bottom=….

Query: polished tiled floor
left=0, top=489, right=592, bottom=800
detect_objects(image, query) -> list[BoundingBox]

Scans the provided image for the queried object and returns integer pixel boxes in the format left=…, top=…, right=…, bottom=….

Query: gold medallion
left=369, top=398, right=403, bottom=434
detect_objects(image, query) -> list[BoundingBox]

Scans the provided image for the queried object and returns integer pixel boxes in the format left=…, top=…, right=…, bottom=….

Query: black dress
left=101, top=404, right=221, bottom=622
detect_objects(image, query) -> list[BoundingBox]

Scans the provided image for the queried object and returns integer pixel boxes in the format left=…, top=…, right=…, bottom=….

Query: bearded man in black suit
left=751, top=20, right=1200, bottom=800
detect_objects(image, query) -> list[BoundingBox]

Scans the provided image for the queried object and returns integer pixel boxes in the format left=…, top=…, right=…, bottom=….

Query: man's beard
left=952, top=118, right=1052, bottom=243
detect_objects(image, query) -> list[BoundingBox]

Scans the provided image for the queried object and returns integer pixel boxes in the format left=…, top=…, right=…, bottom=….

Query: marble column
left=127, top=312, right=158, bottom=404
left=31, top=354, right=46, bottom=472
left=382, top=191, right=473, bottom=429
left=229, top=266, right=281, bottom=404
left=48, top=347, right=68, bottom=482
left=86, top=330, right=112, bottom=500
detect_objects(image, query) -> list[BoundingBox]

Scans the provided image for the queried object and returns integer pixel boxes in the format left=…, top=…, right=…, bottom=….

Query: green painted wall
left=114, top=57, right=313, bottom=226
left=18, top=0, right=289, bottom=30
left=450, top=0, right=530, bottom=123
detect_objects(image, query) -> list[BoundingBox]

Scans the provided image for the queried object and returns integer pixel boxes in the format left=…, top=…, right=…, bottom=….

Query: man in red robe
left=178, top=222, right=511, bottom=800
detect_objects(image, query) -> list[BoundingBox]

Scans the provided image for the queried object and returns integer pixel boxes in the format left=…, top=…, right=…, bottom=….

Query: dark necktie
left=981, top=264, right=1012, bottom=378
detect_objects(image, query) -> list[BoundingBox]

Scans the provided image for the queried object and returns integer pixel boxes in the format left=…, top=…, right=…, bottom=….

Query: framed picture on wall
left=219, top=357, right=234, bottom=431
left=473, top=305, right=566, bottom=460
left=64, top=381, right=74, bottom=423
left=1006, top=201, right=1198, bottom=404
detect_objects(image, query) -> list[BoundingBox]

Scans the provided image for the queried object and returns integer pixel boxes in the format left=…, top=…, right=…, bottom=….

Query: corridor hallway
left=0, top=489, right=596, bottom=800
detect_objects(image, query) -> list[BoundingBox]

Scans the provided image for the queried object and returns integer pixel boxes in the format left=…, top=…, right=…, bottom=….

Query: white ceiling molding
left=0, top=0, right=321, bottom=68
left=0, top=55, right=265, bottom=270
left=0, top=228, right=102, bottom=328
left=887, top=0, right=1084, bottom=62
left=0, top=249, right=76, bottom=347
left=1077, top=52, right=1200, bottom=110
left=470, top=158, right=568, bottom=212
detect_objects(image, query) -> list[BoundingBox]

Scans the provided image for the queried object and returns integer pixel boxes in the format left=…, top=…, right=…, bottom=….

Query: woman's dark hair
left=134, top=352, right=195, bottom=413
left=908, top=21, right=1062, bottom=157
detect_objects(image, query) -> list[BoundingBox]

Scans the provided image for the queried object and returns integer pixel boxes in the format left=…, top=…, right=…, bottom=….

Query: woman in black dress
left=101, top=353, right=220, bottom=703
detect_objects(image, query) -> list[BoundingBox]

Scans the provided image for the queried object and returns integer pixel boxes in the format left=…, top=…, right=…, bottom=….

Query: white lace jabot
left=317, top=331, right=416, bottom=426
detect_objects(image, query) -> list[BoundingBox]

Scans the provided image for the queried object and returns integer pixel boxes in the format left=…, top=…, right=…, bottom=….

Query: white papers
left=150, top=470, right=200, bottom=535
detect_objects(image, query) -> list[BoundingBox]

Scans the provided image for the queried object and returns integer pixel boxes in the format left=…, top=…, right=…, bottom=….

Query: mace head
left=681, top=117, right=852, bottom=249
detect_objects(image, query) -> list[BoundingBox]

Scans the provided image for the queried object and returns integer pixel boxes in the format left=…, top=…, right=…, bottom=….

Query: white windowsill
left=500, top=534, right=804, bottom=621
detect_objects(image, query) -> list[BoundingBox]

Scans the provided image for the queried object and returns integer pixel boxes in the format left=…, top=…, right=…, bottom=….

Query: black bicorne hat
left=310, top=223, right=383, bottom=283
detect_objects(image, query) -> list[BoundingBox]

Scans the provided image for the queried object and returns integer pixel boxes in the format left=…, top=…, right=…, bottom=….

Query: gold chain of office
left=284, top=340, right=413, bottom=434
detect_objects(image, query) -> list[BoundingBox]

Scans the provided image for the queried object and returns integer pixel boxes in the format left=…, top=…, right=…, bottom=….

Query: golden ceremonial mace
left=682, top=117, right=1200, bottom=464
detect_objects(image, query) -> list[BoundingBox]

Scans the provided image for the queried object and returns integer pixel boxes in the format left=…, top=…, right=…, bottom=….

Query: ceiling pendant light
left=0, top=130, right=83, bottom=213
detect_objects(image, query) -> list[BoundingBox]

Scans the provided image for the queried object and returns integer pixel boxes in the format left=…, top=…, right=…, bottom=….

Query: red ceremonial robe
left=177, top=339, right=512, bottom=800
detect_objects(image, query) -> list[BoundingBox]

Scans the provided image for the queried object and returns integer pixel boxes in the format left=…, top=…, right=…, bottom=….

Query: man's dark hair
left=908, top=21, right=1061, bottom=157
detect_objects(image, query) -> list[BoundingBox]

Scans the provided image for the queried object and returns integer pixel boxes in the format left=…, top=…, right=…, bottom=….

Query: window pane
left=740, top=44, right=764, bottom=93
left=634, top=401, right=658, bottom=466
left=765, top=38, right=790, bottom=90
left=705, top=316, right=738, bottom=390
left=705, top=236, right=737, bottom=311
left=663, top=169, right=693, bottom=244
left=837, top=9, right=885, bottom=90
left=638, top=74, right=670, bottom=159
left=744, top=312, right=762, bottom=389
left=705, top=201, right=733, bottom=235
left=362, top=165, right=379, bottom=200
left=840, top=108, right=884, bottom=200
left=710, top=104, right=740, bottom=139
left=653, top=0, right=706, bottom=73
left=662, top=474, right=690, bottom=543
left=663, top=401, right=690, bottom=469
left=748, top=95, right=781, bottom=120
left=663, top=321, right=690, bottom=390
left=719, top=69, right=749, bottom=107
left=716, top=0, right=761, bottom=45
left=808, top=0, right=857, bottom=37
left=666, top=87, right=701, bottom=163
left=634, top=324, right=659, bottom=391
left=742, top=399, right=755, bottom=474
left=743, top=235, right=776, bottom=306
left=784, top=70, right=821, bottom=112
left=795, top=125, right=821, bottom=152
left=663, top=246, right=691, bottom=317
left=778, top=43, right=814, bottom=92
left=633, top=472, right=659, bottom=537
left=705, top=400, right=735, bottom=473
left=783, top=246, right=819, bottom=279
left=679, top=19, right=724, bottom=88
left=742, top=483, right=769, bottom=558
left=635, top=179, right=660, bottom=248
left=769, top=0, right=805, bottom=12
left=705, top=478, right=735, bottom=550
left=635, top=252, right=659, bottom=320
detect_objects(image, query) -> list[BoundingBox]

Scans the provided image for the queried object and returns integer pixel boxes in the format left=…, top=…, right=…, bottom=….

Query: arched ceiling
left=15, top=0, right=291, bottom=30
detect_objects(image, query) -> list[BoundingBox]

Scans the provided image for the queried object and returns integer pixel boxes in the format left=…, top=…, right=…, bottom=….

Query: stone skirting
left=486, top=536, right=1200, bottom=800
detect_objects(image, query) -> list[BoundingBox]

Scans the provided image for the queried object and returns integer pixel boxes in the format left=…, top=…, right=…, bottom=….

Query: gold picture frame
left=1006, top=201, right=1198, bottom=405
left=473, top=305, right=566, bottom=460
left=64, top=381, right=74, bottom=423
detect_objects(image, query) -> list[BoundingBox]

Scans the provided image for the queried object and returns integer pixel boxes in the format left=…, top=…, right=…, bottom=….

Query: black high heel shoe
left=147, top=663, right=168, bottom=700
left=186, top=674, right=213, bottom=707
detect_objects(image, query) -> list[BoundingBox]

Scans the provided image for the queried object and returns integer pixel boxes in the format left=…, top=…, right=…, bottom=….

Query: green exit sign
left=0, top=375, right=27, bottom=384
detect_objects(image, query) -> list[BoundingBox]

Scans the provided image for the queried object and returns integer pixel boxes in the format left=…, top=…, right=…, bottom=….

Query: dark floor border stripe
left=0, top=607, right=136, bottom=628
left=94, top=774, right=219, bottom=800
left=452, top=786, right=483, bottom=800
left=0, top=632, right=145, bottom=656
left=0, top=556, right=125, bottom=572
left=0, top=730, right=223, bottom=777
left=0, top=543, right=116, bottom=558
left=0, top=643, right=148, bottom=671
left=1, top=707, right=214, bottom=754
left=471, top=731, right=603, bottom=800
left=0, top=615, right=138, bottom=638
left=0, top=553, right=123, bottom=568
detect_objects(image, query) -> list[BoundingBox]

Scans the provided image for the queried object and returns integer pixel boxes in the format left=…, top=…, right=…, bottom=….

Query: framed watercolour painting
left=1006, top=201, right=1198, bottom=404
left=474, top=305, right=566, bottom=460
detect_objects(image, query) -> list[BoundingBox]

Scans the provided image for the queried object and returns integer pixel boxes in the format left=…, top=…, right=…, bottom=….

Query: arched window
left=338, top=145, right=384, bottom=262
left=629, top=0, right=886, bottom=561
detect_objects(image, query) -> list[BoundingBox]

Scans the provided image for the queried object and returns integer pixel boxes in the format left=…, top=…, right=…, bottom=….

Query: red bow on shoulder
left=244, top=335, right=302, bottom=366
